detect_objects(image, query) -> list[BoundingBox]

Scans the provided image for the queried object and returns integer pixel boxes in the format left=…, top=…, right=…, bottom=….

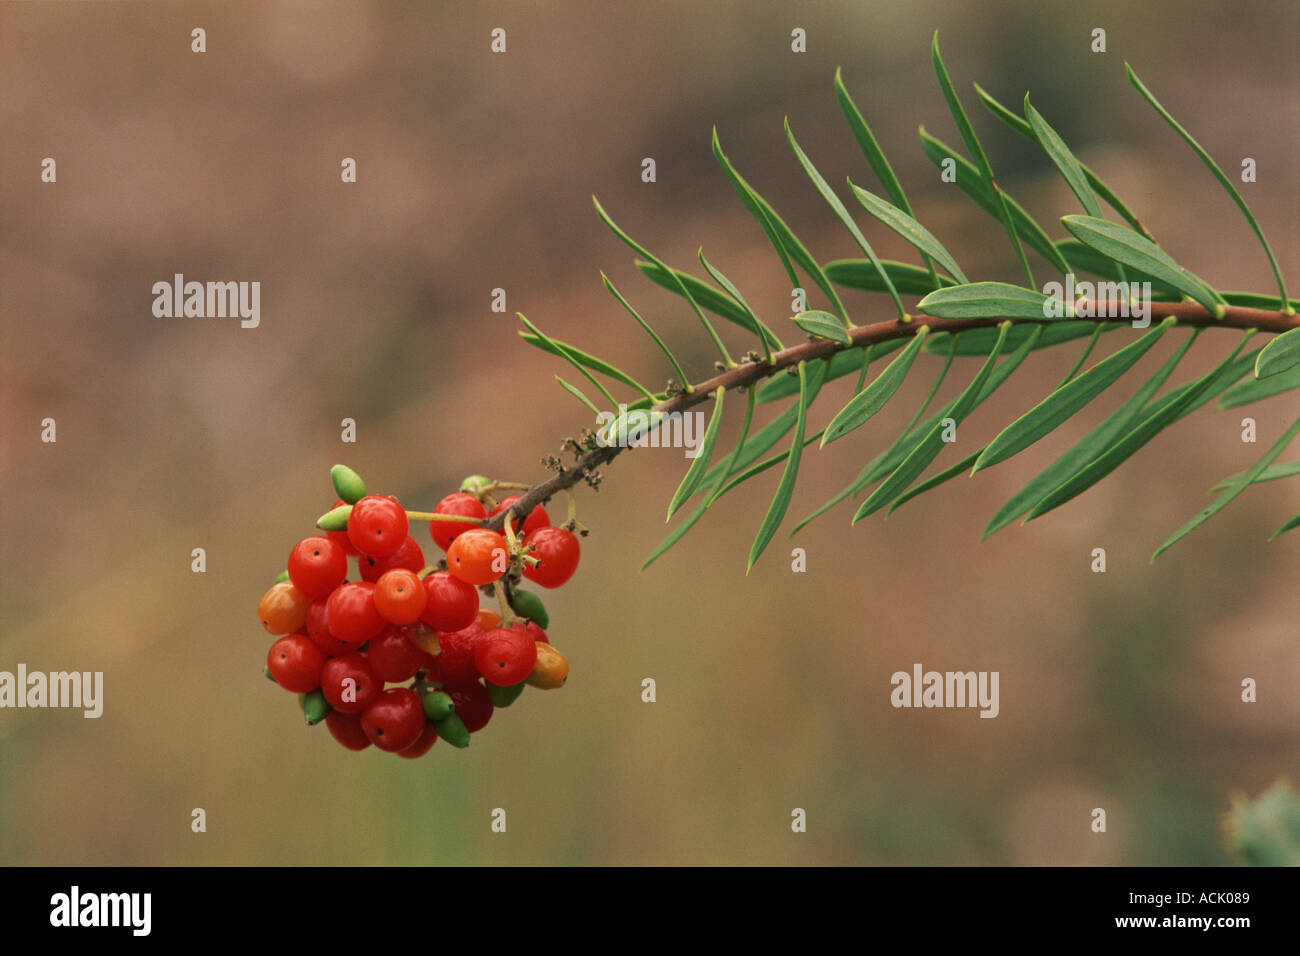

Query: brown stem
left=482, top=300, right=1298, bottom=530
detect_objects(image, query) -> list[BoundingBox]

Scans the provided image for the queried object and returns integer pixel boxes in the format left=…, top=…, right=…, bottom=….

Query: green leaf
left=518, top=331, right=659, bottom=403
left=972, top=82, right=1154, bottom=241
left=748, top=362, right=811, bottom=571
left=1023, top=96, right=1101, bottom=219
left=1055, top=238, right=1181, bottom=300
left=1219, top=291, right=1300, bottom=312
left=634, top=260, right=784, bottom=350
left=1271, top=513, right=1300, bottom=539
left=667, top=387, right=726, bottom=520
left=1026, top=332, right=1256, bottom=521
left=643, top=389, right=756, bottom=571
left=846, top=181, right=969, bottom=283
left=1210, top=460, right=1300, bottom=494
left=918, top=281, right=1059, bottom=320
left=715, top=427, right=824, bottom=500
left=593, top=196, right=733, bottom=365
left=713, top=127, right=849, bottom=322
left=697, top=250, right=782, bottom=360
left=1126, top=64, right=1292, bottom=312
left=854, top=323, right=1019, bottom=520
left=923, top=321, right=1113, bottom=356
left=1224, top=780, right=1300, bottom=866
left=886, top=450, right=981, bottom=514
left=930, top=32, right=1033, bottom=287
left=918, top=127, right=1072, bottom=276
left=1153, top=417, right=1300, bottom=560
left=756, top=341, right=906, bottom=403
left=1060, top=215, right=1224, bottom=316
left=973, top=317, right=1175, bottom=473
left=822, top=327, right=930, bottom=447
left=824, top=258, right=956, bottom=296
left=834, top=67, right=915, bottom=218
left=784, top=118, right=903, bottom=319
left=1255, top=327, right=1300, bottom=379
left=601, top=272, right=690, bottom=387
left=554, top=376, right=601, bottom=416
left=982, top=329, right=1201, bottom=538
left=517, top=312, right=620, bottom=408
left=1217, top=362, right=1300, bottom=409
left=792, top=310, right=851, bottom=345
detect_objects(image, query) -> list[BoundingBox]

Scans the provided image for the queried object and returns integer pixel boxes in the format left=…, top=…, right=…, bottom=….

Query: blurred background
left=1, top=0, right=1296, bottom=865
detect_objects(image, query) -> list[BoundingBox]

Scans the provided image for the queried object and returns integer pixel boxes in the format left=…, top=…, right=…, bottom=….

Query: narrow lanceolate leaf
left=822, top=327, right=930, bottom=447
left=593, top=196, right=734, bottom=366
left=519, top=331, right=660, bottom=402
left=667, top=387, right=726, bottom=520
left=931, top=32, right=1033, bottom=287
left=918, top=282, right=1059, bottom=320
left=1152, top=417, right=1300, bottom=560
left=824, top=258, right=957, bottom=296
left=1271, top=514, right=1300, bottom=539
left=1055, top=239, right=1180, bottom=300
left=635, top=260, right=783, bottom=350
left=1255, top=327, right=1300, bottom=379
left=784, top=118, right=903, bottom=319
left=834, top=67, right=915, bottom=216
left=924, top=321, right=1110, bottom=356
left=982, top=329, right=1201, bottom=538
left=1210, top=461, right=1300, bottom=493
left=1217, top=361, right=1300, bottom=409
left=972, top=82, right=1154, bottom=240
left=698, top=249, right=782, bottom=360
left=854, top=322, right=1018, bottom=520
left=973, top=317, right=1175, bottom=473
left=887, top=450, right=982, bottom=515
left=554, top=376, right=601, bottom=416
left=1026, top=332, right=1256, bottom=521
left=757, top=340, right=907, bottom=403
left=713, top=127, right=849, bottom=322
left=716, top=427, right=825, bottom=499
left=792, top=310, right=851, bottom=345
left=1126, top=64, right=1292, bottom=312
left=643, top=388, right=755, bottom=571
left=847, top=181, right=969, bottom=283
left=517, top=313, right=619, bottom=408
left=601, top=272, right=690, bottom=388
left=1060, top=215, right=1224, bottom=316
left=1023, top=96, right=1101, bottom=219
left=748, top=362, right=812, bottom=572
left=918, top=128, right=1072, bottom=275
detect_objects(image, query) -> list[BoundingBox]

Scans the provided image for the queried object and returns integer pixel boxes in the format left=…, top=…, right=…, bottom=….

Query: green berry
left=330, top=464, right=368, bottom=504
left=460, top=474, right=492, bottom=495
left=508, top=589, right=549, bottom=629
left=487, top=681, right=526, bottom=708
left=421, top=689, right=455, bottom=721
left=434, top=713, right=470, bottom=748
left=300, top=688, right=331, bottom=725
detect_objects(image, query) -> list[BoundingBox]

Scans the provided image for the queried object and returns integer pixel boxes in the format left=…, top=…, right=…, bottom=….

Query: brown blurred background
left=1, top=0, right=1296, bottom=865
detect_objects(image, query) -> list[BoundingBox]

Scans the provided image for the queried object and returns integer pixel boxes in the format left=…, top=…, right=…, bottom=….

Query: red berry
left=368, top=626, right=430, bottom=683
left=489, top=496, right=550, bottom=537
left=305, top=599, right=350, bottom=656
left=325, top=581, right=386, bottom=647
left=358, top=535, right=425, bottom=583
left=287, top=535, right=348, bottom=599
left=267, top=633, right=327, bottom=693
left=257, top=581, right=310, bottom=635
left=396, top=721, right=438, bottom=758
left=447, top=681, right=494, bottom=734
left=325, top=498, right=361, bottom=557
left=429, top=493, right=487, bottom=551
left=436, top=623, right=485, bottom=687
left=419, top=570, right=479, bottom=632
left=517, top=620, right=549, bottom=645
left=325, top=710, right=371, bottom=751
left=476, top=608, right=502, bottom=629
left=446, top=528, right=509, bottom=586
left=320, top=652, right=383, bottom=714
left=521, top=527, right=580, bottom=589
left=361, top=688, right=425, bottom=752
left=347, top=495, right=409, bottom=558
left=475, top=626, right=538, bottom=686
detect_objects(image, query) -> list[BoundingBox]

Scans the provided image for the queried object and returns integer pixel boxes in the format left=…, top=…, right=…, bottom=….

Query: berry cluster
left=258, top=466, right=581, bottom=757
